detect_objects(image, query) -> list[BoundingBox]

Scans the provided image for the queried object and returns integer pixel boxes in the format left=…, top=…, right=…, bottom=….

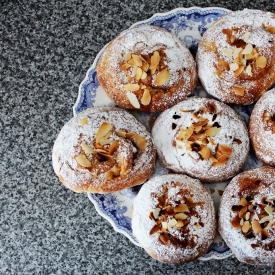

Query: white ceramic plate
left=73, top=7, right=264, bottom=260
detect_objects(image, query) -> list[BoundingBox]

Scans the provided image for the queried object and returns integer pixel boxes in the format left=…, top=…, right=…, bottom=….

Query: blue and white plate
left=73, top=7, right=264, bottom=260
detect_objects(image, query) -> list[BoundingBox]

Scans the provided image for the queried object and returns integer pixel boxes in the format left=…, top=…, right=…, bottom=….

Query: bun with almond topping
left=96, top=24, right=197, bottom=112
left=52, top=107, right=156, bottom=193
left=249, top=88, right=275, bottom=165
left=152, top=97, right=249, bottom=182
left=218, top=166, right=275, bottom=265
left=132, top=174, right=216, bottom=263
left=197, top=9, right=275, bottom=105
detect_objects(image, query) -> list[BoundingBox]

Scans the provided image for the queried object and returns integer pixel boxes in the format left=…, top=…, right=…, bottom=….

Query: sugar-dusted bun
left=96, top=25, right=197, bottom=112
left=52, top=107, right=156, bottom=193
left=218, top=166, right=275, bottom=265
left=197, top=9, right=275, bottom=105
left=152, top=97, right=249, bottom=182
left=249, top=88, right=275, bottom=165
left=132, top=174, right=216, bottom=264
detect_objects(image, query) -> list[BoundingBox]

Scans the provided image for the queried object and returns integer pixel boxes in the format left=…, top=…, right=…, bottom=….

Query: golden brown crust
left=249, top=88, right=275, bottom=165
left=219, top=166, right=275, bottom=265
left=96, top=25, right=197, bottom=112
left=52, top=107, right=156, bottom=193
left=197, top=9, right=275, bottom=105
left=132, top=174, right=216, bottom=264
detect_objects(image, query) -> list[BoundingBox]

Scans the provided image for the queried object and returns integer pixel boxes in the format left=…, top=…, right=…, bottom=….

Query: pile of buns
left=52, top=9, right=275, bottom=265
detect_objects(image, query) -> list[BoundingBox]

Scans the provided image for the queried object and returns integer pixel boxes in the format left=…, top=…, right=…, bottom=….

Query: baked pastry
left=197, top=9, right=275, bottom=105
left=218, top=166, right=275, bottom=265
left=249, top=88, right=275, bottom=165
left=96, top=24, right=197, bottom=112
left=132, top=174, right=216, bottom=264
left=52, top=107, right=156, bottom=193
left=151, top=97, right=250, bottom=182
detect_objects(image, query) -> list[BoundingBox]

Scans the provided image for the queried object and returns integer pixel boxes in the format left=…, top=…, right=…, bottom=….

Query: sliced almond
left=259, top=215, right=273, bottom=224
left=213, top=154, right=229, bottom=167
left=223, top=47, right=234, bottom=57
left=233, top=47, right=243, bottom=59
left=209, top=156, right=218, bottom=163
left=199, top=145, right=211, bottom=159
left=174, top=212, right=188, bottom=220
left=266, top=25, right=275, bottom=34
left=239, top=197, right=248, bottom=207
left=141, top=61, right=149, bottom=72
left=99, top=138, right=112, bottom=146
left=141, top=71, right=147, bottom=80
left=152, top=208, right=161, bottom=219
left=141, top=88, right=151, bottom=106
left=234, top=65, right=244, bottom=77
left=233, top=86, right=245, bottom=96
left=121, top=63, right=132, bottom=71
left=80, top=142, right=94, bottom=154
left=105, top=170, right=113, bottom=180
left=256, top=56, right=267, bottom=68
left=185, top=125, right=194, bottom=139
left=126, top=91, right=140, bottom=109
left=95, top=122, right=112, bottom=141
left=150, top=223, right=161, bottom=235
left=265, top=205, right=273, bottom=215
left=79, top=117, right=88, bottom=125
left=131, top=133, right=147, bottom=150
left=125, top=52, right=132, bottom=62
left=245, top=212, right=250, bottom=220
left=150, top=51, right=160, bottom=70
left=243, top=32, right=250, bottom=42
left=238, top=206, right=248, bottom=218
left=75, top=154, right=92, bottom=167
left=176, top=220, right=184, bottom=228
left=174, top=204, right=189, bottom=213
left=108, top=140, right=119, bottom=155
left=161, top=221, right=168, bottom=229
left=123, top=83, right=140, bottom=92
left=252, top=220, right=262, bottom=234
left=231, top=215, right=242, bottom=228
left=125, top=132, right=135, bottom=138
left=242, top=43, right=253, bottom=55
left=218, top=144, right=233, bottom=156
left=218, top=59, right=230, bottom=70
left=205, top=127, right=221, bottom=137
left=167, top=218, right=177, bottom=228
left=229, top=63, right=239, bottom=71
left=245, top=64, right=252, bottom=76
left=132, top=54, right=143, bottom=67
left=116, top=130, right=127, bottom=138
left=154, top=68, right=170, bottom=86
left=242, top=220, right=251, bottom=233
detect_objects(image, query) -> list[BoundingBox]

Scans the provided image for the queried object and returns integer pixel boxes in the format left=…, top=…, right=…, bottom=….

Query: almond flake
left=234, top=65, right=244, bottom=77
left=218, top=59, right=230, bottom=70
left=150, top=224, right=161, bottom=235
left=150, top=51, right=160, bottom=69
left=242, top=221, right=251, bottom=233
left=123, top=83, right=140, bottom=92
left=266, top=25, right=275, bottom=34
left=81, top=142, right=94, bottom=154
left=199, top=145, right=211, bottom=159
left=245, top=212, right=250, bottom=220
left=245, top=64, right=252, bottom=76
left=127, top=58, right=137, bottom=68
left=209, top=156, right=218, bottom=163
left=131, top=133, right=147, bottom=150
left=135, top=67, right=143, bottom=80
left=95, top=122, right=112, bottom=141
left=141, top=71, right=147, bottom=80
left=176, top=220, right=184, bottom=228
left=252, top=220, right=262, bottom=234
left=213, top=154, right=229, bottom=167
left=126, top=91, right=140, bottom=108
left=243, top=32, right=250, bottom=42
left=185, top=125, right=194, bottom=139
left=174, top=213, right=188, bottom=220
left=265, top=205, right=273, bottom=215
left=205, top=127, right=221, bottom=137
left=161, top=221, right=168, bottom=229
left=242, top=43, right=253, bottom=55
left=154, top=68, right=170, bottom=86
left=152, top=208, right=161, bottom=219
left=256, top=56, right=267, bottom=68
left=259, top=215, right=273, bottom=224
left=217, top=144, right=233, bottom=156
left=231, top=215, right=241, bottom=228
left=132, top=54, right=142, bottom=67
left=105, top=170, right=113, bottom=180
left=75, top=154, right=92, bottom=167
left=108, top=140, right=119, bottom=155
left=174, top=204, right=189, bottom=213
left=229, top=63, right=239, bottom=71
left=223, top=47, right=234, bottom=57
left=125, top=52, right=132, bottom=62
left=121, top=63, right=132, bottom=71
left=116, top=130, right=127, bottom=138
left=79, top=118, right=88, bottom=125
left=239, top=197, right=248, bottom=207
left=99, top=138, right=112, bottom=146
left=141, top=61, right=149, bottom=72
left=233, top=86, right=245, bottom=96
left=233, top=47, right=243, bottom=59
left=130, top=67, right=136, bottom=77
left=168, top=218, right=177, bottom=228
left=141, top=88, right=151, bottom=105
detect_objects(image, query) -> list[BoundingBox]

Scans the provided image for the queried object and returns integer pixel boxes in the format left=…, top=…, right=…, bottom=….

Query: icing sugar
left=249, top=88, right=275, bottom=165
left=152, top=97, right=250, bottom=182
left=218, top=167, right=275, bottom=265
left=52, top=107, right=155, bottom=193
left=132, top=174, right=216, bottom=263
left=197, top=9, right=275, bottom=104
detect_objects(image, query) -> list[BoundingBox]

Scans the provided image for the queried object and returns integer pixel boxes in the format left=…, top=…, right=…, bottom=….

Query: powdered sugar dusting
left=52, top=107, right=155, bottom=193
left=197, top=9, right=275, bottom=105
left=249, top=88, right=275, bottom=165
left=152, top=97, right=250, bottom=182
left=132, top=174, right=216, bottom=263
left=218, top=167, right=275, bottom=265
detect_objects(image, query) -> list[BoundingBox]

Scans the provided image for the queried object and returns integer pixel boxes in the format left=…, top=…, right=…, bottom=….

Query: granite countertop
left=2, top=0, right=275, bottom=274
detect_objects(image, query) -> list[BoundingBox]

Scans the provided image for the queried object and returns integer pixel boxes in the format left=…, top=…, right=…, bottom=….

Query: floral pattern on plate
left=74, top=7, right=264, bottom=260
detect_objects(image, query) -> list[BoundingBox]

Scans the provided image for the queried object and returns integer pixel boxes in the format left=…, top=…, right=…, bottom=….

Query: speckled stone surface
left=2, top=0, right=275, bottom=274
